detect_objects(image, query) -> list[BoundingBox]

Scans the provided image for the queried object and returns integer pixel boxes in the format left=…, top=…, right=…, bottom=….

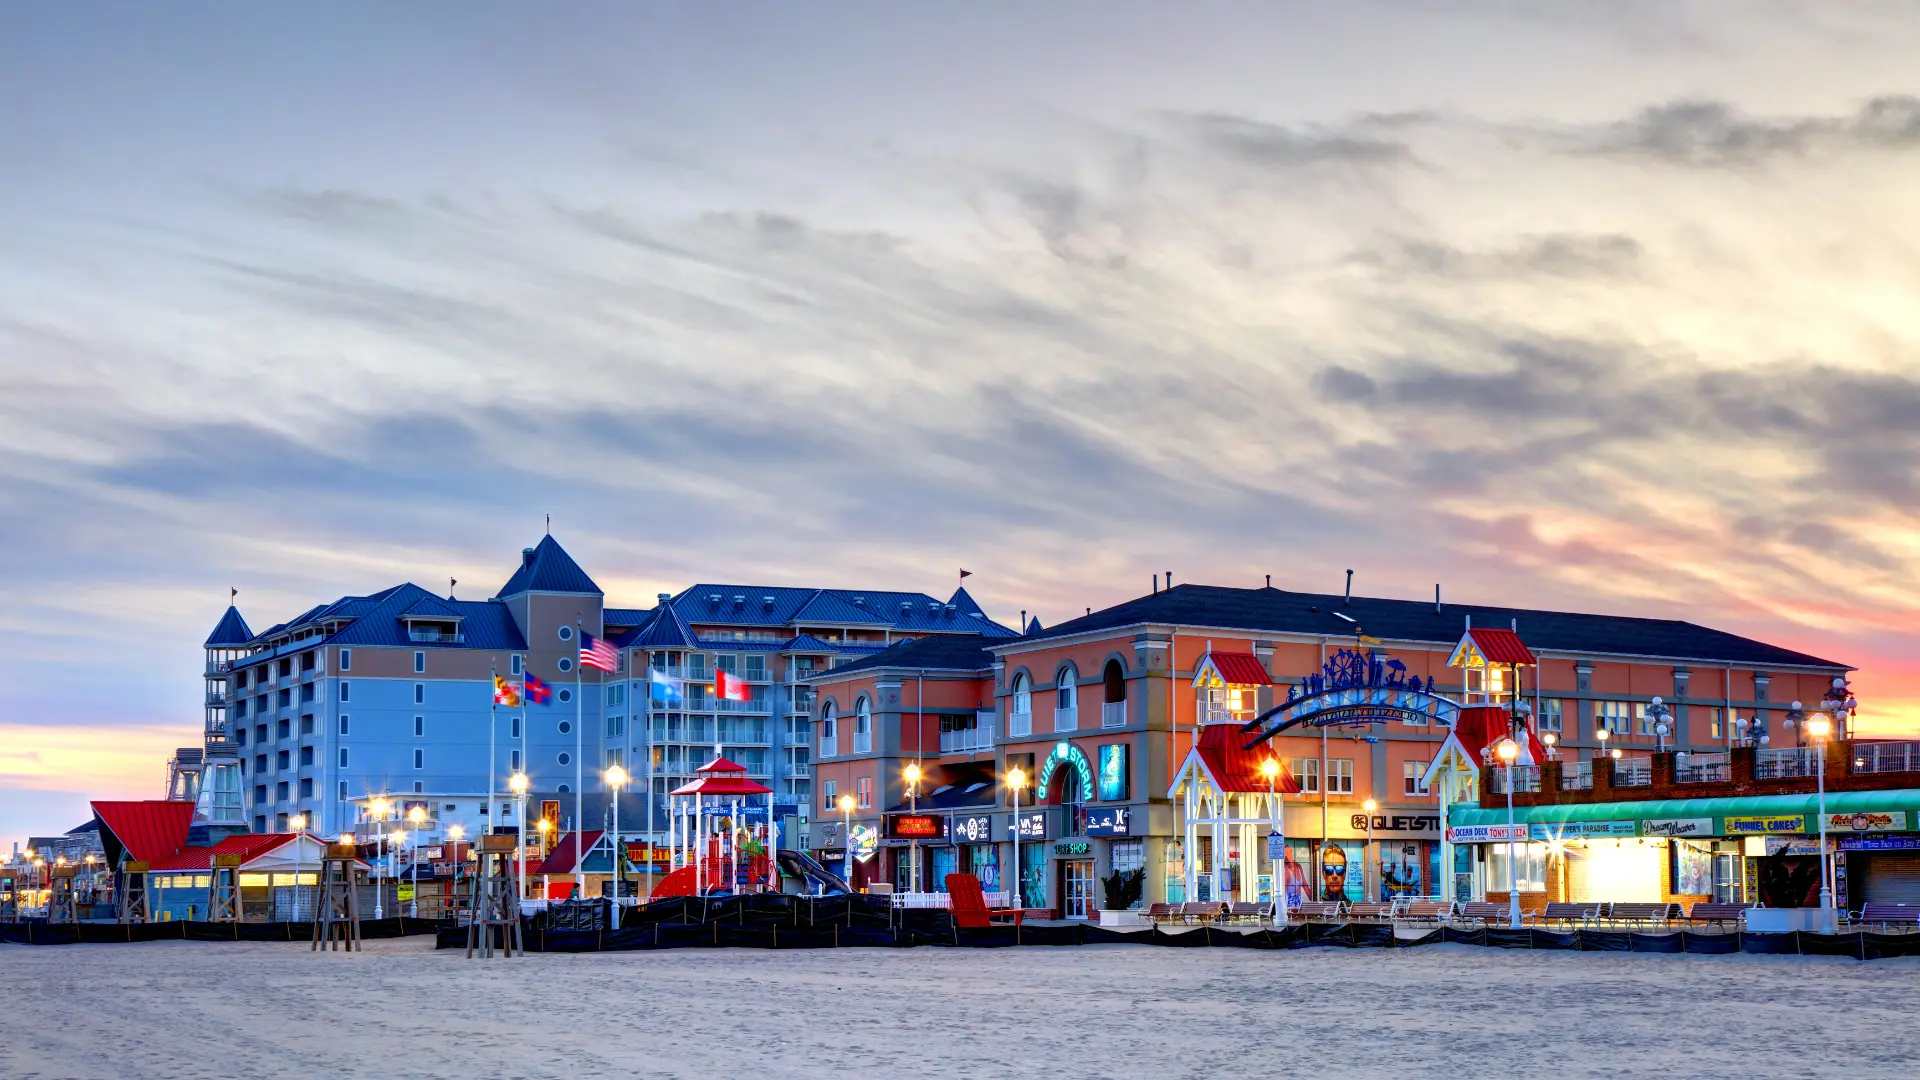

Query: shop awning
left=1447, top=787, right=1920, bottom=837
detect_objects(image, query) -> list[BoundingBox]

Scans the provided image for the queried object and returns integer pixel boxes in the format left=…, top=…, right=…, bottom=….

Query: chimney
left=1165, top=569, right=1172, bottom=589
left=1153, top=574, right=1159, bottom=594
left=656, top=592, right=671, bottom=605
left=521, top=548, right=536, bottom=568
left=1344, top=569, right=1353, bottom=605
left=1435, top=584, right=1442, bottom=613
left=1265, top=574, right=1272, bottom=588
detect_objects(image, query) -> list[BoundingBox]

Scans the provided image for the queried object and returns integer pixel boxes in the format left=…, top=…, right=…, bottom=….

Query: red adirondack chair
left=945, top=872, right=1024, bottom=928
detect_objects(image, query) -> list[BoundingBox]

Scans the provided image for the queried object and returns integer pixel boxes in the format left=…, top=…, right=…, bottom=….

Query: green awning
left=1448, top=788, right=1920, bottom=837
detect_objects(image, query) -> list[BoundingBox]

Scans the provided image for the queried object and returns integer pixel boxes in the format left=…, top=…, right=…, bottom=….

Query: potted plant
left=1097, top=868, right=1145, bottom=928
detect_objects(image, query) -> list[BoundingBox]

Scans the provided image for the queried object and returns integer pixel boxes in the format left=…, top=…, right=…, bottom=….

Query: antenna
left=1344, top=569, right=1353, bottom=604
left=1265, top=574, right=1272, bottom=588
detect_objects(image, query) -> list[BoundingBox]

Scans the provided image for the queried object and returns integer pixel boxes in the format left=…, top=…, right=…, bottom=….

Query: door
left=1062, top=859, right=1096, bottom=919
left=1713, top=853, right=1741, bottom=902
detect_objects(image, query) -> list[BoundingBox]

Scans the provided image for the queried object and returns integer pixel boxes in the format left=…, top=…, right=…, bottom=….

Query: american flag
left=579, top=630, right=618, bottom=673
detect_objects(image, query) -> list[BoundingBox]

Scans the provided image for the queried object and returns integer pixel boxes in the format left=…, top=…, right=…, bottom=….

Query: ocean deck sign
left=1246, top=648, right=1460, bottom=746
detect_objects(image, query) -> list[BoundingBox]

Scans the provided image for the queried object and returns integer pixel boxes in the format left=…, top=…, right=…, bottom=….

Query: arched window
left=819, top=701, right=836, bottom=756
left=854, top=696, right=872, bottom=753
left=1102, top=660, right=1126, bottom=728
left=1055, top=666, right=1079, bottom=731
left=1010, top=673, right=1033, bottom=736
left=1056, top=667, right=1077, bottom=709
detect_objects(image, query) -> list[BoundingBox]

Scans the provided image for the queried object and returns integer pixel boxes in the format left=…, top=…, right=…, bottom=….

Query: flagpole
left=574, top=620, right=584, bottom=898
left=644, top=654, right=655, bottom=901
left=488, top=663, right=497, bottom=853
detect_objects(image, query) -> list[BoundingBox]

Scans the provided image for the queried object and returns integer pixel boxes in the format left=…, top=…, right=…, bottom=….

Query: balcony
left=1755, top=747, right=1821, bottom=780
left=1054, top=707, right=1078, bottom=733
left=1560, top=762, right=1593, bottom=790
left=1489, top=766, right=1540, bottom=794
left=407, top=630, right=465, bottom=644
left=1674, top=752, right=1731, bottom=784
left=205, top=659, right=232, bottom=676
left=819, top=735, right=836, bottom=758
left=941, top=717, right=995, bottom=754
left=1008, top=708, right=1032, bottom=738
left=1852, top=741, right=1920, bottom=775
left=205, top=692, right=227, bottom=708
left=786, top=763, right=811, bottom=778
left=1611, top=762, right=1652, bottom=787
left=1101, top=702, right=1126, bottom=729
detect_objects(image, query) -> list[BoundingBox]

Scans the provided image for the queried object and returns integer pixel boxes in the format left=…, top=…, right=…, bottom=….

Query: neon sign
left=1245, top=648, right=1460, bottom=746
left=1036, top=741, right=1095, bottom=802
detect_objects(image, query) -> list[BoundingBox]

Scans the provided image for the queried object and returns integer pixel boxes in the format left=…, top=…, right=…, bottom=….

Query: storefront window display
left=931, top=848, right=958, bottom=892
left=1318, top=839, right=1366, bottom=902
left=1020, top=843, right=1047, bottom=908
left=968, top=845, right=999, bottom=894
left=1281, top=840, right=1312, bottom=907
left=1164, top=839, right=1186, bottom=903
left=1378, top=841, right=1427, bottom=902
left=1486, top=841, right=1548, bottom=894
left=1672, top=839, right=1713, bottom=896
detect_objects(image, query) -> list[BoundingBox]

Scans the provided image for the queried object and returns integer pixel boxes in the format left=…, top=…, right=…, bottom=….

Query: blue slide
left=776, top=848, right=850, bottom=895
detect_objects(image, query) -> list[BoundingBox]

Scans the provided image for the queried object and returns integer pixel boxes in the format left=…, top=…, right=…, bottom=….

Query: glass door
left=1062, top=859, right=1096, bottom=919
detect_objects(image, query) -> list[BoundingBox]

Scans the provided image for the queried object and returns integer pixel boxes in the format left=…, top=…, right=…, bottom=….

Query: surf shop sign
left=1247, top=648, right=1461, bottom=745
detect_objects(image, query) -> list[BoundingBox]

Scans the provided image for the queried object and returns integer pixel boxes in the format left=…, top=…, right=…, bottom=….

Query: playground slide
left=776, top=848, right=849, bottom=895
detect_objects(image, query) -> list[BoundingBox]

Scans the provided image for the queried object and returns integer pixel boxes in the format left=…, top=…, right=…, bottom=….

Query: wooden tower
left=464, top=834, right=522, bottom=959
left=118, top=860, right=151, bottom=925
left=207, top=852, right=242, bottom=922
left=47, top=864, right=78, bottom=925
left=311, top=843, right=363, bottom=952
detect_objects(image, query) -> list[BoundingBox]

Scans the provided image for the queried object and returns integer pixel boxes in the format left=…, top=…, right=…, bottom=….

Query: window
left=278, top=658, right=292, bottom=678
left=277, top=719, right=290, bottom=739
left=558, top=657, right=573, bottom=673
left=299, top=746, right=313, bottom=767
left=301, top=650, right=316, bottom=671
left=300, top=714, right=314, bottom=735
left=255, top=723, right=267, bottom=744
left=275, top=781, right=289, bottom=802
left=510, top=749, right=522, bottom=771
left=511, top=715, right=521, bottom=739
left=1290, top=757, right=1320, bottom=794
left=607, top=714, right=625, bottom=737
left=254, top=785, right=267, bottom=804
left=820, top=703, right=837, bottom=755
left=278, top=689, right=291, bottom=708
left=414, top=748, right=424, bottom=770
left=235, top=699, right=248, bottom=719
left=414, top=651, right=426, bottom=673
left=339, top=649, right=351, bottom=671
left=558, top=720, right=572, bottom=735
left=339, top=681, right=350, bottom=702
left=1328, top=758, right=1354, bottom=795
left=558, top=687, right=572, bottom=703
left=413, top=781, right=423, bottom=793
left=745, top=655, right=766, bottom=681
left=854, top=698, right=871, bottom=754
left=254, top=753, right=267, bottom=773
left=1057, top=668, right=1077, bottom=709
left=339, top=781, right=348, bottom=801
left=414, top=716, right=425, bottom=737
left=413, top=683, right=425, bottom=704
left=558, top=626, right=574, bottom=642
left=558, top=752, right=571, bottom=766
left=1488, top=842, right=1548, bottom=893
left=1709, top=707, right=1725, bottom=740
left=299, top=778, right=313, bottom=798
left=1403, top=760, right=1429, bottom=795
left=1634, top=702, right=1653, bottom=735
left=1596, top=701, right=1631, bottom=735
left=1010, top=674, right=1032, bottom=737
left=856, top=776, right=873, bottom=809
left=1537, top=699, right=1563, bottom=734
left=299, top=683, right=314, bottom=703
left=511, top=654, right=523, bottom=676
left=339, top=714, right=350, bottom=735
left=338, top=747, right=349, bottom=768
left=822, top=779, right=837, bottom=811
left=607, top=683, right=625, bottom=708
left=606, top=747, right=624, bottom=769
left=235, top=728, right=247, bottom=746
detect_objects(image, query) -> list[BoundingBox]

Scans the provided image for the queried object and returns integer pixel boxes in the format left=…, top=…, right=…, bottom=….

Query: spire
left=204, top=605, right=253, bottom=647
left=494, top=535, right=602, bottom=597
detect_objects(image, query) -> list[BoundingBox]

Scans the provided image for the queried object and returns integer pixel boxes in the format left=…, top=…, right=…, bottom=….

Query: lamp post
left=1260, top=758, right=1287, bottom=924
left=389, top=828, right=408, bottom=922
left=1006, top=766, right=1028, bottom=911
left=369, top=796, right=390, bottom=919
left=605, top=764, right=628, bottom=913
left=1646, top=697, right=1673, bottom=752
left=1593, top=725, right=1608, bottom=761
left=289, top=813, right=308, bottom=921
left=903, top=763, right=922, bottom=894
left=1540, top=732, right=1557, bottom=762
left=446, top=824, right=465, bottom=920
left=837, top=793, right=856, bottom=891
left=1806, top=712, right=1836, bottom=932
left=1495, top=738, right=1521, bottom=929
left=1361, top=798, right=1378, bottom=903
left=509, top=771, right=530, bottom=901
left=406, top=805, right=428, bottom=917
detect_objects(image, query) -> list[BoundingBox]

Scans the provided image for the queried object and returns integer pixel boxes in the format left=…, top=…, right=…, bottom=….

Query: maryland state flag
left=524, top=673, right=554, bottom=705
left=493, top=675, right=522, bottom=707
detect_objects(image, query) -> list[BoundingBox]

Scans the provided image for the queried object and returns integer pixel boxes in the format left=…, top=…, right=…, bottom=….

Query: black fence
left=0, top=917, right=446, bottom=945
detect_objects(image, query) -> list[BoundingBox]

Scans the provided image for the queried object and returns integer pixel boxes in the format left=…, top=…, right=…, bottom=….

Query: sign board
left=1446, top=825, right=1526, bottom=844
left=1349, top=812, right=1442, bottom=839
left=1824, top=811, right=1906, bottom=833
left=1725, top=815, right=1806, bottom=836
left=1763, top=837, right=1833, bottom=856
left=213, top=853, right=244, bottom=868
left=540, top=800, right=561, bottom=826
left=397, top=884, right=415, bottom=902
left=949, top=814, right=994, bottom=844
left=1839, top=835, right=1920, bottom=852
left=475, top=834, right=515, bottom=854
left=1084, top=807, right=1132, bottom=837
left=1013, top=810, right=1048, bottom=841
left=886, top=814, right=943, bottom=840
left=1528, top=821, right=1636, bottom=841
left=849, top=825, right=878, bottom=863
left=421, top=846, right=445, bottom=860
left=1054, top=842, right=1091, bottom=856
left=1266, top=832, right=1286, bottom=860
left=1641, top=818, right=1712, bottom=838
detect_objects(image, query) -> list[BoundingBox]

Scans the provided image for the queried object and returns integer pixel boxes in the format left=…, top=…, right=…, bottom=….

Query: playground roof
left=1456, top=626, right=1537, bottom=667
left=671, top=774, right=774, bottom=796
left=695, top=756, right=750, bottom=774
left=534, top=831, right=604, bottom=876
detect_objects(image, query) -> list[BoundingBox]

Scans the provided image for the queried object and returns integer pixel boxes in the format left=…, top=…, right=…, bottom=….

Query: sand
left=2, top=938, right=1915, bottom=1079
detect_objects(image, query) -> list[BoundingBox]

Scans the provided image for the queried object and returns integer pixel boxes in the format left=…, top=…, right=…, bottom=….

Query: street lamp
left=1495, top=738, right=1522, bottom=929
left=1806, top=712, right=1836, bottom=932
left=1593, top=725, right=1609, bottom=761
left=605, top=763, right=629, bottom=912
left=509, top=771, right=530, bottom=901
left=289, top=814, right=308, bottom=921
left=1260, top=758, right=1287, bottom=924
left=1646, top=697, right=1673, bottom=752
left=1006, top=766, right=1028, bottom=911
left=1541, top=732, right=1557, bottom=762
left=1362, top=798, right=1378, bottom=903
left=406, top=805, right=428, bottom=917
left=369, top=796, right=390, bottom=919
left=903, top=763, right=922, bottom=894
left=837, top=793, right=857, bottom=891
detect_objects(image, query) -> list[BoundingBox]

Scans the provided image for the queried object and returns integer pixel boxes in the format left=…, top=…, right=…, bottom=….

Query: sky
left=3, top=1, right=1919, bottom=843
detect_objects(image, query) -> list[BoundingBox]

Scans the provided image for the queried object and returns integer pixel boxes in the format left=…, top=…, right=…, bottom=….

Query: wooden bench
left=1146, top=902, right=1181, bottom=925
left=1400, top=900, right=1455, bottom=925
left=1454, top=901, right=1509, bottom=926
left=1179, top=901, right=1228, bottom=925
left=1604, top=902, right=1681, bottom=927
left=1681, top=901, right=1753, bottom=929
left=1226, top=901, right=1273, bottom=924
left=1345, top=902, right=1396, bottom=922
left=1529, top=902, right=1602, bottom=927
left=1293, top=900, right=1344, bottom=922
left=1856, top=902, right=1920, bottom=931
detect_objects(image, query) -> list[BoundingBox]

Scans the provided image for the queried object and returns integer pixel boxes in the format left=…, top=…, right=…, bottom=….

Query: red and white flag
left=714, top=669, right=750, bottom=701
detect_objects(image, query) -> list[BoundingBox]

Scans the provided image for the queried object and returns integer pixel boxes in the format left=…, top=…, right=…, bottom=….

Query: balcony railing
left=1054, top=707, right=1078, bottom=732
left=1611, top=762, right=1652, bottom=787
left=1852, top=741, right=1920, bottom=775
left=205, top=659, right=232, bottom=675
left=1674, top=753, right=1731, bottom=784
left=853, top=731, right=871, bottom=754
left=786, top=763, right=811, bottom=778
left=1102, top=701, right=1126, bottom=728
left=941, top=717, right=995, bottom=754
left=1008, top=708, right=1032, bottom=738
left=1755, top=747, right=1822, bottom=780
left=1489, top=766, right=1540, bottom=794
left=205, top=692, right=227, bottom=708
left=1560, top=762, right=1593, bottom=790
left=407, top=630, right=465, bottom=644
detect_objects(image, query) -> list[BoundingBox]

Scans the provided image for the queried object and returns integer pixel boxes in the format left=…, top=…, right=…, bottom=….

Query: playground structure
left=658, top=756, right=779, bottom=897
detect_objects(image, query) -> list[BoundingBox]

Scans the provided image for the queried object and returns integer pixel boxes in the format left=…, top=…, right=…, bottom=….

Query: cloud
left=1599, top=95, right=1920, bottom=166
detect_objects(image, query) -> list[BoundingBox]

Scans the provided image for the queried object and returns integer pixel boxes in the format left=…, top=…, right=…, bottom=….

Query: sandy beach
left=3, top=939, right=1916, bottom=1080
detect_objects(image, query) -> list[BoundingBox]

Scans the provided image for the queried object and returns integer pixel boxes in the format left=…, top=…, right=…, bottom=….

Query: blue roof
left=779, top=633, right=839, bottom=653
left=668, top=584, right=1017, bottom=637
left=604, top=608, right=652, bottom=627
left=818, top=635, right=997, bottom=678
left=204, top=606, right=253, bottom=647
left=494, top=535, right=602, bottom=597
left=615, top=604, right=696, bottom=650
left=326, top=584, right=528, bottom=650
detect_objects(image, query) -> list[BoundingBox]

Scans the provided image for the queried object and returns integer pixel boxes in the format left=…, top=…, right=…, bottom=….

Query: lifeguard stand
left=207, top=852, right=242, bottom=922
left=465, top=834, right=522, bottom=959
left=47, top=864, right=78, bottom=924
left=311, top=843, right=363, bottom=952
left=118, top=860, right=151, bottom=924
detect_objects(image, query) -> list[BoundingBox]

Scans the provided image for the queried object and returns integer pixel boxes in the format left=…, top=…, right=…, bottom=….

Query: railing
left=1852, top=741, right=1920, bottom=775
left=205, top=659, right=231, bottom=675
left=1755, top=747, right=1822, bottom=780
left=1054, top=707, right=1078, bottom=732
left=686, top=698, right=772, bottom=714
left=819, top=734, right=836, bottom=758
left=1489, top=766, right=1540, bottom=794
left=1560, top=762, right=1593, bottom=790
left=853, top=731, right=871, bottom=754
left=892, top=890, right=1010, bottom=909
left=1611, top=762, right=1652, bottom=787
left=1102, top=701, right=1126, bottom=728
left=1008, top=708, right=1031, bottom=738
left=786, top=763, right=811, bottom=778
left=205, top=692, right=227, bottom=707
left=406, top=630, right=465, bottom=644
left=941, top=718, right=995, bottom=754
left=1674, top=753, right=1731, bottom=784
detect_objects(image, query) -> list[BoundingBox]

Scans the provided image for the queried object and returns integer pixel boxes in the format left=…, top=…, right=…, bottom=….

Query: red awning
left=146, top=847, right=214, bottom=872
left=671, top=775, right=774, bottom=796
left=1467, top=627, right=1536, bottom=666
left=1195, top=724, right=1299, bottom=794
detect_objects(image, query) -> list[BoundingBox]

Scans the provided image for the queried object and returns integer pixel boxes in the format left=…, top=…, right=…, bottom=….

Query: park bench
left=1226, top=901, right=1273, bottom=924
left=1179, top=901, right=1228, bottom=925
left=1529, top=902, right=1602, bottom=927
left=1603, top=902, right=1681, bottom=928
left=1855, top=902, right=1920, bottom=932
left=1680, top=901, right=1753, bottom=930
left=1345, top=902, right=1396, bottom=922
left=1292, top=900, right=1345, bottom=922
left=1399, top=900, right=1455, bottom=925
left=1454, top=901, right=1509, bottom=927
left=1146, top=902, right=1181, bottom=925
